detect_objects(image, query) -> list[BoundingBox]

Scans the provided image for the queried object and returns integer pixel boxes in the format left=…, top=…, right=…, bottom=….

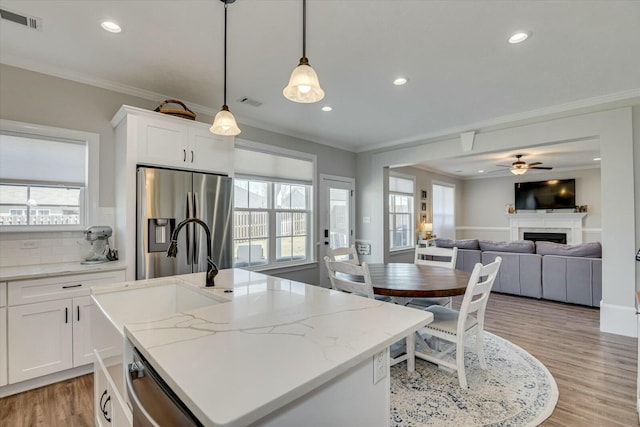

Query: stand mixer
left=81, top=226, right=118, bottom=264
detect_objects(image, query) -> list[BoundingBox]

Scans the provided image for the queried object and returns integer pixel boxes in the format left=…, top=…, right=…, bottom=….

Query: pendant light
left=211, top=0, right=241, bottom=136
left=283, top=0, right=325, bottom=103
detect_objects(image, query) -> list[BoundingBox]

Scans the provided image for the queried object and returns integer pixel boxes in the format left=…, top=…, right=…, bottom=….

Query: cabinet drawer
left=0, top=282, right=6, bottom=307
left=8, top=270, right=125, bottom=306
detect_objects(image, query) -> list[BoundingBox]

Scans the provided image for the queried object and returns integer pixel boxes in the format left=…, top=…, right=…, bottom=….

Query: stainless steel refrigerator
left=136, top=166, right=233, bottom=280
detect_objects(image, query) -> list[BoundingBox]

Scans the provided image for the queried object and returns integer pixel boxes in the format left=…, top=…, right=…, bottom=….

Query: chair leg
left=476, top=330, right=487, bottom=370
left=406, top=332, right=416, bottom=373
left=443, top=297, right=452, bottom=308
left=456, top=339, right=467, bottom=389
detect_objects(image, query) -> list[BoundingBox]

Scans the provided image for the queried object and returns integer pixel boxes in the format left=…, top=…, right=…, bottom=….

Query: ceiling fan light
left=210, top=105, right=241, bottom=136
left=510, top=167, right=527, bottom=175
left=283, top=60, right=325, bottom=103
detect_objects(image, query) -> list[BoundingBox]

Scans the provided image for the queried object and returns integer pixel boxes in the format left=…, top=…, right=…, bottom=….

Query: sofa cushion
left=479, top=240, right=535, bottom=253
left=434, top=238, right=480, bottom=250
left=535, top=241, right=602, bottom=258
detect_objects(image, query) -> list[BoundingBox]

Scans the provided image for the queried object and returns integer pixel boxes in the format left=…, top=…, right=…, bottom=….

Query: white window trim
left=235, top=139, right=317, bottom=264
left=0, top=119, right=99, bottom=233
left=389, top=171, right=416, bottom=252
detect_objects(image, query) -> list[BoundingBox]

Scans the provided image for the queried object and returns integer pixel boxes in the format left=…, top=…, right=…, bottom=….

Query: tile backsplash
left=0, top=231, right=87, bottom=267
left=0, top=208, right=116, bottom=268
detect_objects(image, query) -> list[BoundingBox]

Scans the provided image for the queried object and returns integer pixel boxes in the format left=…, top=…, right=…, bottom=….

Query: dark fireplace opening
left=523, top=232, right=567, bottom=244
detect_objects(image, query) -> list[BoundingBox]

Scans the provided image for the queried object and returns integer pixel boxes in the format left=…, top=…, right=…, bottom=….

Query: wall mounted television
left=514, top=179, right=576, bottom=210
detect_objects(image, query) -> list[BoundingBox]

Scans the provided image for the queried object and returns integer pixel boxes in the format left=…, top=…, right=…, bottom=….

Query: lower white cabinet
left=6, top=269, right=125, bottom=385
left=94, top=351, right=131, bottom=427
left=8, top=299, right=73, bottom=383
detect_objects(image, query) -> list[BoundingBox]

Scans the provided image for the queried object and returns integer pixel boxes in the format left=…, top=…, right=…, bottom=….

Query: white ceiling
left=1, top=1, right=639, bottom=173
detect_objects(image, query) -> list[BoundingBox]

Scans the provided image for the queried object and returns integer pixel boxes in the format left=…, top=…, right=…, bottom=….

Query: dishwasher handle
left=127, top=363, right=160, bottom=427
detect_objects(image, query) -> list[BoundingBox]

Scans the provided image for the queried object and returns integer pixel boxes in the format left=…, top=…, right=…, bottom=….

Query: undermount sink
left=93, top=280, right=225, bottom=333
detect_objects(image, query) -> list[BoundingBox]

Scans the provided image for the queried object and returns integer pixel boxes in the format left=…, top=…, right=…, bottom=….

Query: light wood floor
left=0, top=293, right=637, bottom=426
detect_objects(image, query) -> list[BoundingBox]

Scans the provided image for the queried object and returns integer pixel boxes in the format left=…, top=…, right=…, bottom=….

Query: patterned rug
left=390, top=332, right=558, bottom=426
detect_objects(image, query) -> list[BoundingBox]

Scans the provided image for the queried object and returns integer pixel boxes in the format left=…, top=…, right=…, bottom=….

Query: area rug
left=390, top=332, right=558, bottom=426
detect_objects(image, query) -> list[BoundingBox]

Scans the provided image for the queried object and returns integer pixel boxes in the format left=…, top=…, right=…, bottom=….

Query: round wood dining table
left=366, top=263, right=471, bottom=299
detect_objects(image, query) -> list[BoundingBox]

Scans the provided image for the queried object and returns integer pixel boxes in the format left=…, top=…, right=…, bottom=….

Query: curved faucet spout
left=167, top=218, right=218, bottom=287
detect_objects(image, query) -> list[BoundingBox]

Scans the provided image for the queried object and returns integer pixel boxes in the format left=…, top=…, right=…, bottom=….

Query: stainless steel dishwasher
left=127, top=347, right=203, bottom=427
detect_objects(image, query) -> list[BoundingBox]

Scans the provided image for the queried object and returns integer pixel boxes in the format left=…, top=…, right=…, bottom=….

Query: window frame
left=233, top=138, right=317, bottom=271
left=233, top=177, right=313, bottom=269
left=388, top=172, right=416, bottom=251
left=0, top=119, right=99, bottom=233
left=431, top=180, right=456, bottom=240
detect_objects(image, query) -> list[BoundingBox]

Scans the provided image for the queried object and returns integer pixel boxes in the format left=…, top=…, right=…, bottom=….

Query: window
left=389, top=174, right=415, bottom=250
left=232, top=143, right=316, bottom=269
left=0, top=119, right=99, bottom=231
left=233, top=178, right=312, bottom=268
left=432, top=182, right=455, bottom=239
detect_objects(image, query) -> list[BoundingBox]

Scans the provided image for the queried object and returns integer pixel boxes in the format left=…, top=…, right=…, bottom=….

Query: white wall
left=356, top=106, right=638, bottom=337
left=458, top=168, right=601, bottom=242
left=0, top=64, right=357, bottom=284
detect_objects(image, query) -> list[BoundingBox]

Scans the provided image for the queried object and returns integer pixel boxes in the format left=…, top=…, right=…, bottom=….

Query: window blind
left=235, top=149, right=313, bottom=183
left=0, top=134, right=86, bottom=186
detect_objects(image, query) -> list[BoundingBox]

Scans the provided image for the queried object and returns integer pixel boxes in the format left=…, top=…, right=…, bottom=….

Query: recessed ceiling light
left=321, top=106, right=333, bottom=112
left=478, top=170, right=485, bottom=173
left=508, top=31, right=530, bottom=44
left=393, top=77, right=408, bottom=86
left=593, top=157, right=601, bottom=161
left=101, top=21, right=122, bottom=33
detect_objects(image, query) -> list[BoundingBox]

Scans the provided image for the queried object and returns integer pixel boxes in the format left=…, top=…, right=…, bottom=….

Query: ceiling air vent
left=0, top=8, right=42, bottom=31
left=237, top=97, right=263, bottom=107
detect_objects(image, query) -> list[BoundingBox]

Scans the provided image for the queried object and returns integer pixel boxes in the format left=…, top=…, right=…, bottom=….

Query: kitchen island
left=92, top=269, right=432, bottom=427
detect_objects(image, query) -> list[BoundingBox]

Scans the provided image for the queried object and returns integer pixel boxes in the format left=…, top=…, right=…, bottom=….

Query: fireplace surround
left=523, top=232, right=567, bottom=244
left=506, top=212, right=587, bottom=245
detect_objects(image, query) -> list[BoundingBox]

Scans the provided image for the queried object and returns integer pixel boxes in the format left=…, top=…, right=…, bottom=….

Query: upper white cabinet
left=112, top=105, right=234, bottom=175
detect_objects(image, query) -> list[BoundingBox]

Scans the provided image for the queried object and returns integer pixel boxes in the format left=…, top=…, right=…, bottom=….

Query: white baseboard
left=600, top=301, right=637, bottom=337
left=0, top=364, right=92, bottom=398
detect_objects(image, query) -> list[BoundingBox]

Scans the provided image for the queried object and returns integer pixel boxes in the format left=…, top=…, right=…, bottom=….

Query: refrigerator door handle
left=186, top=192, right=192, bottom=265
left=193, top=192, right=200, bottom=264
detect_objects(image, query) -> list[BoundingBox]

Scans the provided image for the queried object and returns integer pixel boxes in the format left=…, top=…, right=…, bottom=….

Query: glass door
left=320, top=175, right=355, bottom=287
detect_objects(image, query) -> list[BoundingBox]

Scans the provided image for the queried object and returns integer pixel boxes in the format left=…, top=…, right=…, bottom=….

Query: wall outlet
left=373, top=349, right=387, bottom=384
left=20, top=240, right=39, bottom=249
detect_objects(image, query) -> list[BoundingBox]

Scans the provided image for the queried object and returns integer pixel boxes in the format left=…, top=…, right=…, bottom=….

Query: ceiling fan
left=493, top=154, right=553, bottom=175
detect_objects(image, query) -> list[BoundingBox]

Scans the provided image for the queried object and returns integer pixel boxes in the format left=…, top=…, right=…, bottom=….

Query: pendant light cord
left=302, top=0, right=306, bottom=59
left=223, top=0, right=228, bottom=106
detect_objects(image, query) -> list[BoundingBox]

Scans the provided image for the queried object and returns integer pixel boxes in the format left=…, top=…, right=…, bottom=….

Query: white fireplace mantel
left=506, top=212, right=587, bottom=244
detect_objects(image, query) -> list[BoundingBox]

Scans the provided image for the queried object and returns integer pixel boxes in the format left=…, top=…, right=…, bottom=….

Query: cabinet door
left=188, top=127, right=234, bottom=175
left=0, top=307, right=7, bottom=387
left=73, top=296, right=94, bottom=367
left=94, top=352, right=110, bottom=427
left=8, top=299, right=73, bottom=383
left=137, top=116, right=189, bottom=168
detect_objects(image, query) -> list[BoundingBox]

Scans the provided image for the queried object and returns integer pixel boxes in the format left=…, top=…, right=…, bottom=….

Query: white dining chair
left=408, top=245, right=459, bottom=309
left=415, top=256, right=502, bottom=389
left=327, top=244, right=360, bottom=265
left=324, top=256, right=417, bottom=372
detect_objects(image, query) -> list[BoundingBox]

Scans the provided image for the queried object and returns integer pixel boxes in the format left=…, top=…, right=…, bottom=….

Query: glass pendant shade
left=210, top=105, right=241, bottom=136
left=510, top=167, right=527, bottom=175
left=283, top=59, right=325, bottom=103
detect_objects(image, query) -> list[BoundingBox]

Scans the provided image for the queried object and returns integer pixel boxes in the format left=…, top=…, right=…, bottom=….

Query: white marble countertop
left=95, top=269, right=432, bottom=427
left=0, top=260, right=127, bottom=281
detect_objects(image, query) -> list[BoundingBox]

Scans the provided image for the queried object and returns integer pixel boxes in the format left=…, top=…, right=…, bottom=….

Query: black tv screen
left=514, top=179, right=576, bottom=210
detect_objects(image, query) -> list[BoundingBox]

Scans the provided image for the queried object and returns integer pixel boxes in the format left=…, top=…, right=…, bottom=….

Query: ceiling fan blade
left=528, top=162, right=543, bottom=166
left=486, top=169, right=509, bottom=173
left=529, top=166, right=553, bottom=170
left=494, top=164, right=511, bottom=168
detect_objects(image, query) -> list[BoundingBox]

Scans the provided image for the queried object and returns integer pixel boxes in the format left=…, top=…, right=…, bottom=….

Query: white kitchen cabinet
left=6, top=269, right=125, bottom=384
left=115, top=105, right=234, bottom=174
left=8, top=299, right=73, bottom=383
left=94, top=351, right=132, bottom=427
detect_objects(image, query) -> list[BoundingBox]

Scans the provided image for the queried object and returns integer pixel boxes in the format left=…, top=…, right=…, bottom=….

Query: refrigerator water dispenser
left=148, top=218, right=175, bottom=252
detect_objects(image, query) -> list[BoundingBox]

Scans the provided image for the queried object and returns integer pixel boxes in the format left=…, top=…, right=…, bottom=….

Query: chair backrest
left=324, top=256, right=374, bottom=299
left=414, top=245, right=459, bottom=269
left=457, top=256, right=502, bottom=334
left=327, top=245, right=360, bottom=265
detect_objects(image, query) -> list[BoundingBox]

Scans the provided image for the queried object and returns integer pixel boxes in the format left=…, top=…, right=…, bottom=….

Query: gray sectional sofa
left=434, top=238, right=602, bottom=307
